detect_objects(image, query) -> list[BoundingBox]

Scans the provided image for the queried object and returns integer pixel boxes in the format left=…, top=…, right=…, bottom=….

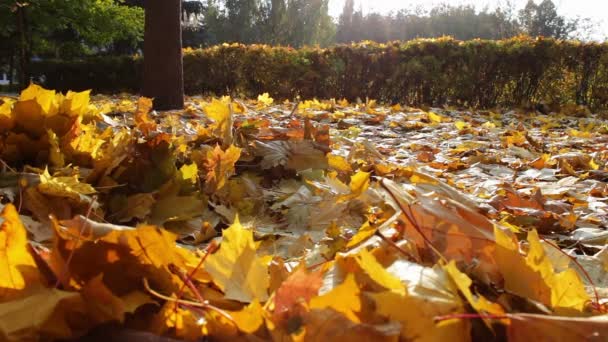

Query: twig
left=143, top=278, right=236, bottom=325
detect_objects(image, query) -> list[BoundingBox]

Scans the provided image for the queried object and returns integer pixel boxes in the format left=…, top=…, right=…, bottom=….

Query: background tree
left=0, top=0, right=143, bottom=89
left=336, top=0, right=354, bottom=43
left=142, top=0, right=184, bottom=110
left=518, top=0, right=577, bottom=39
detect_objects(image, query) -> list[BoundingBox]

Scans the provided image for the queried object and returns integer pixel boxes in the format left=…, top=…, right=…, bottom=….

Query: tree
left=336, top=0, right=354, bottom=43
left=142, top=0, right=184, bottom=110
left=265, top=0, right=289, bottom=45
left=285, top=0, right=334, bottom=47
left=518, top=0, right=577, bottom=39
left=0, top=0, right=144, bottom=88
left=224, top=0, right=262, bottom=43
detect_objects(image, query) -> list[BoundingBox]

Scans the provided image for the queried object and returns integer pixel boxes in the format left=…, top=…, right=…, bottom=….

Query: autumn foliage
left=0, top=84, right=607, bottom=340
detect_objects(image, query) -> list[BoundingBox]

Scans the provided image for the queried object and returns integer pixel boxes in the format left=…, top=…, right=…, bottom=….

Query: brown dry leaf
left=301, top=308, right=400, bottom=342
left=150, top=193, right=205, bottom=225
left=507, top=313, right=608, bottom=342
left=117, top=193, right=156, bottom=223
left=134, top=97, right=157, bottom=135
left=381, top=178, right=500, bottom=283
left=0, top=287, right=85, bottom=341
left=256, top=140, right=328, bottom=171
left=51, top=222, right=197, bottom=295
left=272, top=266, right=324, bottom=324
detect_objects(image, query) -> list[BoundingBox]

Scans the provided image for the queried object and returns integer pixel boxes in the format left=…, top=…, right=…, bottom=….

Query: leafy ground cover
left=0, top=85, right=608, bottom=341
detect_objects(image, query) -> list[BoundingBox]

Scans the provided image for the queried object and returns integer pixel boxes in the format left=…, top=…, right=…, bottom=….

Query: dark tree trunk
left=16, top=4, right=30, bottom=89
left=142, top=0, right=184, bottom=110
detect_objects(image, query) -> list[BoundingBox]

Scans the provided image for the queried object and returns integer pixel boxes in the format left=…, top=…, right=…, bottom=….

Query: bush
left=30, top=37, right=608, bottom=110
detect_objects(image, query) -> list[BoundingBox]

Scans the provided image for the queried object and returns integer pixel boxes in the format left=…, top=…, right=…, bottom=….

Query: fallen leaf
left=204, top=217, right=270, bottom=302
left=0, top=204, right=41, bottom=301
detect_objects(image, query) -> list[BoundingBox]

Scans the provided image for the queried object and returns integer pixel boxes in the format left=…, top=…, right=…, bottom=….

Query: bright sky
left=328, top=0, right=607, bottom=40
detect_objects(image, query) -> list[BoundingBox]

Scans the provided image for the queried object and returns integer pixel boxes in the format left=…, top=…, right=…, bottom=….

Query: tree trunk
left=142, top=0, right=184, bottom=110
left=16, top=4, right=30, bottom=89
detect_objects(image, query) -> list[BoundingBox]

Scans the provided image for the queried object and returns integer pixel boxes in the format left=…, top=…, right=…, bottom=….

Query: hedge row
left=31, top=37, right=608, bottom=109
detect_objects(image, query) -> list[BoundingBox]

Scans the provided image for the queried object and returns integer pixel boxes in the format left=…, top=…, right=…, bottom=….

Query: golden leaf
left=0, top=287, right=85, bottom=341
left=373, top=290, right=470, bottom=342
left=339, top=170, right=370, bottom=202
left=204, top=217, right=269, bottom=302
left=204, top=144, right=241, bottom=192
left=230, top=299, right=264, bottom=333
left=309, top=273, right=361, bottom=322
left=346, top=221, right=376, bottom=248
left=61, top=90, right=91, bottom=117
left=257, top=93, right=274, bottom=107
left=47, top=129, right=65, bottom=168
left=494, top=227, right=589, bottom=313
left=180, top=163, right=199, bottom=184
left=327, top=154, right=352, bottom=173
left=443, top=261, right=505, bottom=322
left=151, top=301, right=202, bottom=340
left=38, top=168, right=96, bottom=200
left=352, top=249, right=405, bottom=295
left=204, top=98, right=233, bottom=145
left=134, top=97, right=157, bottom=135
left=0, top=204, right=41, bottom=301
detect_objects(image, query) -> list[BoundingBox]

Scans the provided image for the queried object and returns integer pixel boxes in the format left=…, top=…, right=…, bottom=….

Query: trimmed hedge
left=31, top=36, right=608, bottom=109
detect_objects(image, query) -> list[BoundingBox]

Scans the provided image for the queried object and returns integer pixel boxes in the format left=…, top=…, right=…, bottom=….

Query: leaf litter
left=0, top=85, right=607, bottom=340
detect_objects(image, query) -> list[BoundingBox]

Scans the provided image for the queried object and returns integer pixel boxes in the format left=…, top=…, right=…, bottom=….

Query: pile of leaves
left=0, top=84, right=607, bottom=341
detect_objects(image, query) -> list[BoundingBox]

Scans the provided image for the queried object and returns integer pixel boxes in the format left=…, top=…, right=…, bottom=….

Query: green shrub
left=30, top=37, right=608, bottom=110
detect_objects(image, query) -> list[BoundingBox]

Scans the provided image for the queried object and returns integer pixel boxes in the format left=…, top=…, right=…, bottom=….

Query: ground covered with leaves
left=1, top=85, right=608, bottom=341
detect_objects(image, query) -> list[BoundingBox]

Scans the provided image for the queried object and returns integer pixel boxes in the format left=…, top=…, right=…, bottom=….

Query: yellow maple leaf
left=373, top=290, right=470, bottom=342
left=338, top=170, right=370, bottom=202
left=0, top=98, right=15, bottom=132
left=230, top=299, right=264, bottom=333
left=64, top=119, right=106, bottom=162
left=18, top=83, right=59, bottom=116
left=38, top=168, right=96, bottom=200
left=204, top=98, right=233, bottom=145
left=61, top=90, right=91, bottom=117
left=257, top=93, right=274, bottom=107
left=0, top=204, right=41, bottom=301
left=352, top=249, right=405, bottom=295
left=309, top=273, right=361, bottom=322
left=204, top=144, right=241, bottom=192
left=47, top=129, right=65, bottom=168
left=443, top=261, right=505, bottom=320
left=180, top=163, right=199, bottom=184
left=327, top=154, right=352, bottom=173
left=346, top=221, right=376, bottom=248
left=454, top=121, right=470, bottom=130
left=204, top=217, right=269, bottom=302
left=494, top=227, right=589, bottom=313
left=427, top=111, right=445, bottom=123
left=151, top=301, right=202, bottom=340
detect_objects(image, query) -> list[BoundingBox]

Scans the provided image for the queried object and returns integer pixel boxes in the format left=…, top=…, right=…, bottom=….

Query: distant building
left=0, top=73, right=10, bottom=86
